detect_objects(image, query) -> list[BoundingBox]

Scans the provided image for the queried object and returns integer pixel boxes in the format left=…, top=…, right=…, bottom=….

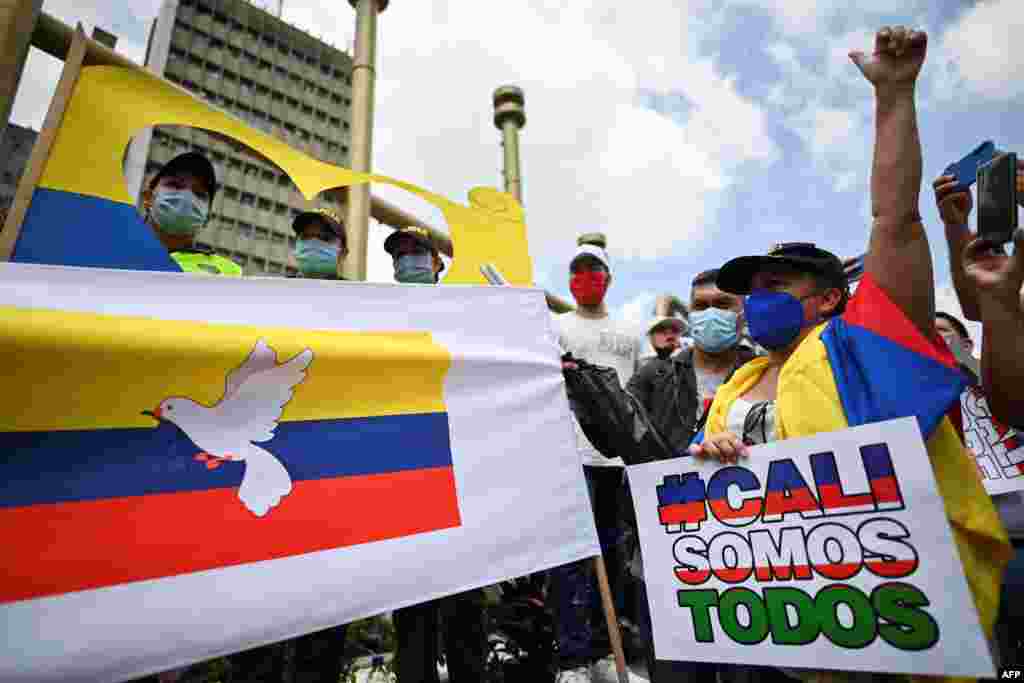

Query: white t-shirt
left=554, top=312, right=641, bottom=467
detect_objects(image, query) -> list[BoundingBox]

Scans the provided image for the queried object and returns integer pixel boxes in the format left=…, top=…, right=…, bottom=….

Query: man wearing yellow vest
left=141, top=151, right=242, bottom=277
left=688, top=26, right=1010, bottom=683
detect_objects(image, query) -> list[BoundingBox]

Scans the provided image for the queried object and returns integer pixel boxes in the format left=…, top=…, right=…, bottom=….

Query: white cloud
left=285, top=0, right=776, bottom=266
left=931, top=0, right=1024, bottom=101
left=617, top=291, right=657, bottom=334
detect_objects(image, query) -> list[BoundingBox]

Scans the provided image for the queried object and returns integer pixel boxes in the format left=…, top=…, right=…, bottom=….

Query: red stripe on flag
left=0, top=466, right=460, bottom=604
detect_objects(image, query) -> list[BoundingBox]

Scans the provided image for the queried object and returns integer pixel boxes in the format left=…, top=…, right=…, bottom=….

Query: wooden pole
left=0, top=25, right=87, bottom=260
left=593, top=554, right=630, bottom=683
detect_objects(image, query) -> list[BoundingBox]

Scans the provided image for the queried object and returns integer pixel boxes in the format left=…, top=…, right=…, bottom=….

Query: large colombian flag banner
left=0, top=263, right=599, bottom=682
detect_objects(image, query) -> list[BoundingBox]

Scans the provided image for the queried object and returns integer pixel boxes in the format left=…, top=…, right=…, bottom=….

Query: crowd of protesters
left=121, top=22, right=1024, bottom=683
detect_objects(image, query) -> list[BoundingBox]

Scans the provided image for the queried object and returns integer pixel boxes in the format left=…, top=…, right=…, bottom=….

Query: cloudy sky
left=11, top=0, right=1021, bottom=343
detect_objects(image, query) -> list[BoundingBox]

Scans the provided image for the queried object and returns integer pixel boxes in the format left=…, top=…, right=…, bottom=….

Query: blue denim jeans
left=550, top=466, right=628, bottom=670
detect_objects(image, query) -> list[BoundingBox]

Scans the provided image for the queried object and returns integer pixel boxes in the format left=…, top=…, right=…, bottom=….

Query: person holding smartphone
left=932, top=156, right=1024, bottom=321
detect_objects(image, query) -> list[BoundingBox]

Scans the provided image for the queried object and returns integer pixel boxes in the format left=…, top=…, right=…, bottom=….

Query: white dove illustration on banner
left=142, top=339, right=314, bottom=517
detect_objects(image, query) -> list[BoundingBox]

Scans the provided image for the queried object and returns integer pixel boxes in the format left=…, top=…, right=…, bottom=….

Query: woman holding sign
left=688, top=26, right=1011, bottom=683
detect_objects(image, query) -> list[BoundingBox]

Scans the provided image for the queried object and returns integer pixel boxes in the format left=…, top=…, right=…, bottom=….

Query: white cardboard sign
left=628, top=418, right=994, bottom=678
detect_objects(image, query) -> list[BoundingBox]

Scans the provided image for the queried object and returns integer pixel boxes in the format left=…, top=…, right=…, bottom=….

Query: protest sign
left=628, top=418, right=995, bottom=678
left=0, top=263, right=598, bottom=683
left=962, top=386, right=1024, bottom=496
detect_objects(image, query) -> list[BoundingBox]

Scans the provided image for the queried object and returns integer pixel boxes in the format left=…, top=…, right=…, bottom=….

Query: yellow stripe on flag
left=1, top=305, right=449, bottom=431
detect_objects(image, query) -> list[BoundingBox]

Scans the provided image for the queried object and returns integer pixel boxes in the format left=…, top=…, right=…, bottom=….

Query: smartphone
left=977, top=152, right=1018, bottom=244
left=944, top=141, right=997, bottom=191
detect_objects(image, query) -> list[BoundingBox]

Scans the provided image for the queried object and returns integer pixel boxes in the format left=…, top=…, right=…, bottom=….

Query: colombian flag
left=0, top=305, right=460, bottom=605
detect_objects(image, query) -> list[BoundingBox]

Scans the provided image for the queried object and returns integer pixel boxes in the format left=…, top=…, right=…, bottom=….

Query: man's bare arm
left=965, top=231, right=1024, bottom=428
left=851, top=27, right=935, bottom=336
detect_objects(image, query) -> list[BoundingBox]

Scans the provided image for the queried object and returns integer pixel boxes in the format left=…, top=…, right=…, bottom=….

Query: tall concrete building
left=125, top=0, right=354, bottom=277
left=0, top=124, right=37, bottom=219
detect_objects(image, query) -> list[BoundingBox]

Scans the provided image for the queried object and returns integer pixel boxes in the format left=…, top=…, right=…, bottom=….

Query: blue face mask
left=689, top=307, right=740, bottom=353
left=294, top=239, right=340, bottom=276
left=151, top=188, right=208, bottom=236
left=744, top=289, right=820, bottom=351
left=394, top=252, right=435, bottom=284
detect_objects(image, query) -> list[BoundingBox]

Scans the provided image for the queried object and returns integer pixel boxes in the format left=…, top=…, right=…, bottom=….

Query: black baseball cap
left=383, top=226, right=436, bottom=256
left=150, top=152, right=218, bottom=201
left=292, top=208, right=346, bottom=243
left=717, top=242, right=847, bottom=295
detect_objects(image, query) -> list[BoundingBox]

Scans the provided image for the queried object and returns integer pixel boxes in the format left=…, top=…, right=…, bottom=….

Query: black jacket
left=625, top=346, right=757, bottom=453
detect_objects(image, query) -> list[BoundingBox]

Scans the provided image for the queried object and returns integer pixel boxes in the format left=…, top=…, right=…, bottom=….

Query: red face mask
left=570, top=271, right=609, bottom=306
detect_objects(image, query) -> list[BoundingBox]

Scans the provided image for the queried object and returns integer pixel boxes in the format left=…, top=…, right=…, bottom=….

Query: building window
left=262, top=34, right=274, bottom=48
left=278, top=175, right=291, bottom=188
left=250, top=258, right=266, bottom=272
left=259, top=59, right=272, bottom=72
left=213, top=12, right=228, bottom=25
left=188, top=54, right=203, bottom=67
left=223, top=187, right=239, bottom=200
left=223, top=70, right=237, bottom=83
left=211, top=150, right=225, bottom=163
left=262, top=169, right=276, bottom=182
left=271, top=231, right=285, bottom=243
left=315, top=110, right=327, bottom=122
left=268, top=262, right=283, bottom=274
left=240, top=193, right=255, bottom=206
left=247, top=28, right=260, bottom=42
left=344, top=98, right=351, bottom=107
left=207, top=64, right=221, bottom=79
left=237, top=222, right=253, bottom=237
left=320, top=64, right=331, bottom=76
left=254, top=83, right=268, bottom=96
left=330, top=93, right=342, bottom=105
left=257, top=199, right=272, bottom=212
left=228, top=46, right=240, bottom=58
left=286, top=97, right=299, bottom=109
left=195, top=3, right=211, bottom=16
left=317, top=86, right=329, bottom=99
left=302, top=104, right=313, bottom=116
left=274, top=65, right=287, bottom=78
left=254, top=227, right=269, bottom=240
left=221, top=217, right=236, bottom=229
left=209, top=38, right=224, bottom=51
left=230, top=19, right=243, bottom=31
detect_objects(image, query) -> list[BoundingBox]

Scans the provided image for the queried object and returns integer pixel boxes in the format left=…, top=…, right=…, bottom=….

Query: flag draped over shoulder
left=704, top=273, right=1011, bottom=683
left=0, top=263, right=599, bottom=683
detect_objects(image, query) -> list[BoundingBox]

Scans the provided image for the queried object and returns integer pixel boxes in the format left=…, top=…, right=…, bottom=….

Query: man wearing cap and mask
left=385, top=226, right=445, bottom=284
left=141, top=151, right=241, bottom=277
left=381, top=227, right=488, bottom=683
left=291, top=208, right=348, bottom=279
left=687, top=25, right=1009, bottom=683
left=623, top=269, right=758, bottom=683
left=641, top=315, right=686, bottom=364
left=551, top=236, right=642, bottom=683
